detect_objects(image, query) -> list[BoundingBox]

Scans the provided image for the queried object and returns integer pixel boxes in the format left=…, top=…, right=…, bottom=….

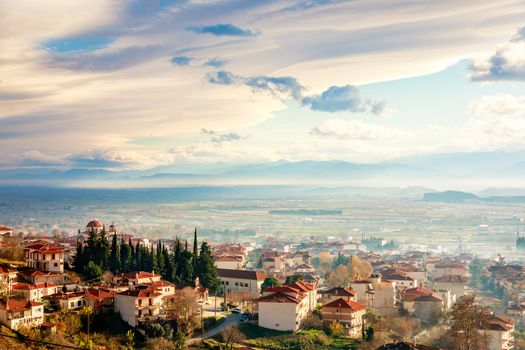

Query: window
left=235, top=282, right=239, bottom=286
left=54, top=263, right=58, bottom=267
left=70, top=302, right=74, bottom=308
left=77, top=300, right=82, bottom=307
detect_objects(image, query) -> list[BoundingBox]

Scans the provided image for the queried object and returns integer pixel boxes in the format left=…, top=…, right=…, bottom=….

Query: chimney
left=370, top=273, right=381, bottom=284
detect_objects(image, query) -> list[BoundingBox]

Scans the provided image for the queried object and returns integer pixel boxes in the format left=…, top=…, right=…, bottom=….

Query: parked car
left=231, top=307, right=242, bottom=314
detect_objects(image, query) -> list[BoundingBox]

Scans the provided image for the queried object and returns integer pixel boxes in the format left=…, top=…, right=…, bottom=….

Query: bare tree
left=220, top=325, right=245, bottom=350
left=164, top=287, right=200, bottom=334
left=441, top=295, right=488, bottom=350
left=348, top=256, right=372, bottom=281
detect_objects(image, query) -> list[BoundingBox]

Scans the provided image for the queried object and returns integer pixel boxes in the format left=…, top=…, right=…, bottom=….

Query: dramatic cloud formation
left=2, top=0, right=525, bottom=169
left=207, top=71, right=304, bottom=100
left=310, top=119, right=411, bottom=140
left=187, top=23, right=258, bottom=37
left=303, top=85, right=389, bottom=115
left=470, top=27, right=525, bottom=81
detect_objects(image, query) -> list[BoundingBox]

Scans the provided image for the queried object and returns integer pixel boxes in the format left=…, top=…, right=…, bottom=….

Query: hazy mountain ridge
left=2, top=150, right=525, bottom=188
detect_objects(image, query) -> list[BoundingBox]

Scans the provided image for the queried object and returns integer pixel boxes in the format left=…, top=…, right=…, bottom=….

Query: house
left=0, top=266, right=17, bottom=287
left=288, top=280, right=318, bottom=311
left=84, top=288, right=115, bottom=314
left=351, top=274, right=396, bottom=316
left=478, top=314, right=514, bottom=350
left=24, top=243, right=65, bottom=273
left=114, top=288, right=164, bottom=327
left=433, top=275, right=468, bottom=298
left=390, top=264, right=427, bottom=287
left=295, top=263, right=315, bottom=274
left=215, top=256, right=243, bottom=270
left=0, top=299, right=44, bottom=329
left=320, top=298, right=366, bottom=337
left=113, top=271, right=162, bottom=286
left=413, top=294, right=443, bottom=324
left=217, top=269, right=266, bottom=298
left=380, top=270, right=417, bottom=291
left=141, top=280, right=175, bottom=297
left=321, top=287, right=357, bottom=303
left=255, top=290, right=309, bottom=331
left=432, top=262, right=468, bottom=279
left=48, top=292, right=87, bottom=311
left=401, top=287, right=434, bottom=313
left=11, top=282, right=58, bottom=302
left=17, top=269, right=66, bottom=285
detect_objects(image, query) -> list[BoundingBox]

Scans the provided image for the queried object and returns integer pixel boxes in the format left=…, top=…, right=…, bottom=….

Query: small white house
left=0, top=299, right=44, bottom=330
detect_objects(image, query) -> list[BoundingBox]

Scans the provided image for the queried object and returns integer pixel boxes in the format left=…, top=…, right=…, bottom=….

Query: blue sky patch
left=43, top=36, right=114, bottom=53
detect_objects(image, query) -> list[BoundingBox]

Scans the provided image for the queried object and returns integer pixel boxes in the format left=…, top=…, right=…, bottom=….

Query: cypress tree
left=74, top=240, right=86, bottom=273
left=192, top=228, right=198, bottom=276
left=196, top=242, right=220, bottom=293
left=109, top=233, right=120, bottom=273
left=120, top=240, right=132, bottom=273
left=96, top=227, right=111, bottom=269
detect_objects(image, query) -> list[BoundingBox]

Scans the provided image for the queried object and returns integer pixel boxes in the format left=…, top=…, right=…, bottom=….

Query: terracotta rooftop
left=322, top=297, right=366, bottom=311
left=255, top=292, right=302, bottom=304
left=323, top=287, right=356, bottom=297
left=217, top=268, right=266, bottom=281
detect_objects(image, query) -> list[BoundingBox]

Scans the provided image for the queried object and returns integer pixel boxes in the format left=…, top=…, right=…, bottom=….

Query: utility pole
left=200, top=304, right=204, bottom=339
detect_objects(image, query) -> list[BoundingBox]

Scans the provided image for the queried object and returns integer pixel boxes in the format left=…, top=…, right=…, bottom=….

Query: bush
left=328, top=321, right=344, bottom=337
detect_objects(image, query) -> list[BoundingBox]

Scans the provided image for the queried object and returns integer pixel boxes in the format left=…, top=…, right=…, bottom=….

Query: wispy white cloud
left=309, top=119, right=411, bottom=140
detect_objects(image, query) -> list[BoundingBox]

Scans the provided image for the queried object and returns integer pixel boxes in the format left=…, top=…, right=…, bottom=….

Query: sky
left=2, top=0, right=525, bottom=170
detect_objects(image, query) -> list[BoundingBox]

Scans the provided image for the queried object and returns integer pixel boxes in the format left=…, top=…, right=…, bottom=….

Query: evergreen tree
left=74, top=241, right=87, bottom=273
left=163, top=246, right=175, bottom=282
left=135, top=243, right=141, bottom=271
left=84, top=260, right=103, bottom=280
left=120, top=240, right=132, bottom=272
left=192, top=228, right=198, bottom=277
left=96, top=227, right=111, bottom=269
left=109, top=233, right=121, bottom=273
left=156, top=242, right=165, bottom=277
left=195, top=242, right=220, bottom=293
left=176, top=243, right=193, bottom=283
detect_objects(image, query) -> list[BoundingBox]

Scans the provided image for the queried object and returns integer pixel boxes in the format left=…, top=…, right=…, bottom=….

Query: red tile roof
left=322, top=298, right=366, bottom=311
left=4, top=299, right=42, bottom=312
left=255, top=292, right=302, bottom=304
left=117, top=289, right=161, bottom=298
left=217, top=268, right=266, bottom=281
left=262, top=286, right=302, bottom=294
left=324, top=287, right=356, bottom=297
left=85, top=288, right=115, bottom=300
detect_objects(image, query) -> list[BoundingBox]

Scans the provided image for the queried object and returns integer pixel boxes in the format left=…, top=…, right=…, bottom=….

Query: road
left=187, top=313, right=241, bottom=346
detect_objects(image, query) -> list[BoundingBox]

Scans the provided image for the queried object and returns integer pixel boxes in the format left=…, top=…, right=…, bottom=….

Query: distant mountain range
left=423, top=190, right=525, bottom=203
left=2, top=149, right=525, bottom=192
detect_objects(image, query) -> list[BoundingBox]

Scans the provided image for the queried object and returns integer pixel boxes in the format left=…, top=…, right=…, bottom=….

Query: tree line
left=74, top=228, right=220, bottom=292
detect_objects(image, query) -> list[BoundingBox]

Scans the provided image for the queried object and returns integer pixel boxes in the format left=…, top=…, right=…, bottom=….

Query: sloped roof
left=434, top=275, right=468, bottom=283
left=217, top=268, right=266, bottom=281
left=324, top=287, right=356, bottom=297
left=322, top=297, right=366, bottom=311
left=255, top=292, right=302, bottom=304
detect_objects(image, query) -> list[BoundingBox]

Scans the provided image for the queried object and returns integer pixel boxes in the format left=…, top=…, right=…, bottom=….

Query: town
left=0, top=218, right=521, bottom=349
